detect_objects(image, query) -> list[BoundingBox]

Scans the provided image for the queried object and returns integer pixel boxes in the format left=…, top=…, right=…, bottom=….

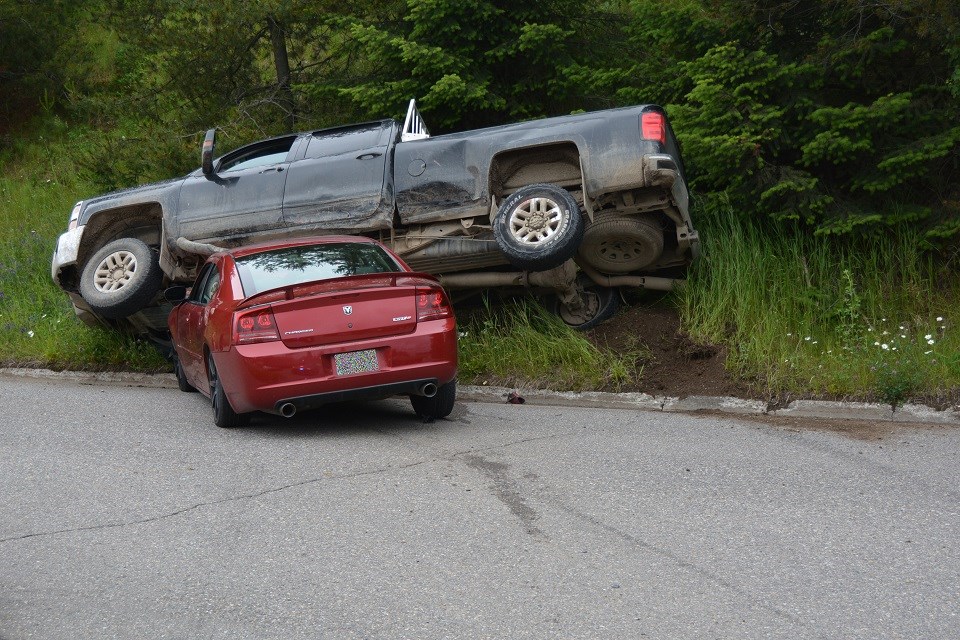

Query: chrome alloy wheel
left=92, top=250, right=138, bottom=292
left=509, top=196, right=565, bottom=245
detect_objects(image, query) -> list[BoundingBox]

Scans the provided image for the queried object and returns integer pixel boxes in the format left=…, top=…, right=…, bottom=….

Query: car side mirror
left=201, top=128, right=217, bottom=178
left=165, top=285, right=188, bottom=303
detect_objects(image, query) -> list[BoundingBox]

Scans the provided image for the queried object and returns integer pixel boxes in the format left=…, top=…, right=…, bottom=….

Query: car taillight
left=641, top=112, right=666, bottom=146
left=416, top=287, right=453, bottom=322
left=234, top=308, right=280, bottom=344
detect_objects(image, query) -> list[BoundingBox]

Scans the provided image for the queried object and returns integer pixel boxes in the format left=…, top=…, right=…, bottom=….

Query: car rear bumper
left=275, top=378, right=440, bottom=415
left=212, top=318, right=457, bottom=414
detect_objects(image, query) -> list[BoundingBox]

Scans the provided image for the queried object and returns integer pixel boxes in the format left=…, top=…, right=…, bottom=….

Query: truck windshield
left=235, top=243, right=403, bottom=295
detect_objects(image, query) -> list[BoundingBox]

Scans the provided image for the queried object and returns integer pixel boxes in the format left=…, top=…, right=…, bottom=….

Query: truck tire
left=578, top=213, right=664, bottom=274
left=79, top=237, right=163, bottom=320
left=552, top=276, right=619, bottom=330
left=493, top=184, right=584, bottom=272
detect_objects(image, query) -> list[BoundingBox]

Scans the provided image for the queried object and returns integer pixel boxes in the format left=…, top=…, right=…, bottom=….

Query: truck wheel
left=79, top=237, right=163, bottom=320
left=552, top=278, right=619, bottom=330
left=493, top=184, right=584, bottom=271
left=577, top=213, right=664, bottom=274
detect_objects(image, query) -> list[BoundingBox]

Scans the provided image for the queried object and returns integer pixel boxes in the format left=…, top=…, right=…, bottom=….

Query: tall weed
left=458, top=298, right=643, bottom=391
left=679, top=199, right=959, bottom=401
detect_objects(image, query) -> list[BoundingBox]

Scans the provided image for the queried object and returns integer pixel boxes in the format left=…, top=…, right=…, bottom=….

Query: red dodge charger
left=166, top=236, right=458, bottom=427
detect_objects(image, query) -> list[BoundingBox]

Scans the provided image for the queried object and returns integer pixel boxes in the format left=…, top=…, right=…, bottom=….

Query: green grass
left=0, top=121, right=168, bottom=372
left=678, top=206, right=960, bottom=405
left=457, top=299, right=644, bottom=391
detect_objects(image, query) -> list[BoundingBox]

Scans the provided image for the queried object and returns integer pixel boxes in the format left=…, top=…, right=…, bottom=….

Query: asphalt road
left=1, top=374, right=958, bottom=639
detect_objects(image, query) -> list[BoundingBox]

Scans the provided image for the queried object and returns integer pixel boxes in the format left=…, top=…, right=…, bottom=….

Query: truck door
left=177, top=136, right=297, bottom=243
left=281, top=121, right=394, bottom=232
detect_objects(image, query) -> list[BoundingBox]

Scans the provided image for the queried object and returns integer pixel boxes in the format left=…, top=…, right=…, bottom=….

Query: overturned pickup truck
left=51, top=100, right=698, bottom=335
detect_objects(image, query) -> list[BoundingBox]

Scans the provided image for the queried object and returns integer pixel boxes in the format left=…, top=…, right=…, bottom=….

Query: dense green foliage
left=1, top=0, right=958, bottom=396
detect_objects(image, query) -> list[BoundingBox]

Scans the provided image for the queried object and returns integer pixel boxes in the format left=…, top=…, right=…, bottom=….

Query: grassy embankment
left=2, top=123, right=957, bottom=402
left=0, top=121, right=167, bottom=371
left=678, top=206, right=959, bottom=405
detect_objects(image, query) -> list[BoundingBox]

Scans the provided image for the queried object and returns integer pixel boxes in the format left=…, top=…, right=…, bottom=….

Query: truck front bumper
left=50, top=225, right=84, bottom=289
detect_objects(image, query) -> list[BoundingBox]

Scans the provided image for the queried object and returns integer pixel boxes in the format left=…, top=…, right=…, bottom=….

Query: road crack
left=0, top=458, right=432, bottom=545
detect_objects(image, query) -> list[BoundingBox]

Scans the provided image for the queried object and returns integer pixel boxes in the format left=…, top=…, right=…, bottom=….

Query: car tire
left=577, top=213, right=664, bottom=273
left=552, top=276, right=619, bottom=330
left=174, top=354, right=196, bottom=393
left=79, top=237, right=163, bottom=319
left=207, top=353, right=249, bottom=428
left=493, top=184, right=584, bottom=271
left=410, top=379, right=457, bottom=420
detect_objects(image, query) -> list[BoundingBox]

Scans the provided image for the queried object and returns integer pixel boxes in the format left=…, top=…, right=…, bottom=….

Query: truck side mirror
left=201, top=129, right=217, bottom=178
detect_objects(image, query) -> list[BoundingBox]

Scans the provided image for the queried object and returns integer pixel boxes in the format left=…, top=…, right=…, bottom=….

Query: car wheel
left=552, top=277, right=619, bottom=330
left=207, top=353, right=249, bottom=428
left=577, top=213, right=664, bottom=274
left=78, top=237, right=163, bottom=319
left=410, top=379, right=457, bottom=420
left=173, top=354, right=196, bottom=393
left=493, top=184, right=584, bottom=271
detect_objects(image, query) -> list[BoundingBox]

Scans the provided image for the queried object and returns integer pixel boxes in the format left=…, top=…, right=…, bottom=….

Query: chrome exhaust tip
left=419, top=382, right=438, bottom=398
left=279, top=403, right=297, bottom=418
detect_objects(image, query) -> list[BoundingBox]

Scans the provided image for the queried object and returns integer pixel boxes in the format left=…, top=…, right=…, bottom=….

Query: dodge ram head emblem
left=342, top=305, right=353, bottom=315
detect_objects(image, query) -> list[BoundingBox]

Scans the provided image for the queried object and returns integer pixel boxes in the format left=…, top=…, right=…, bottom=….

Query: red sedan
left=166, top=236, right=458, bottom=427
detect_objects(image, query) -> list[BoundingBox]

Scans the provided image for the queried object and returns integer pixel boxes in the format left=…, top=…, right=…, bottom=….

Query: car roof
left=220, top=235, right=381, bottom=259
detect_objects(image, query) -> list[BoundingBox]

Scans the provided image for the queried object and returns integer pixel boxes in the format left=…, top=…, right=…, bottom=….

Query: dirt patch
left=585, top=296, right=757, bottom=399
left=694, top=411, right=951, bottom=441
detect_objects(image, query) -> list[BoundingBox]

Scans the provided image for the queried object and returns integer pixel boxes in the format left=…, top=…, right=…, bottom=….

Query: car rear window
left=235, top=243, right=403, bottom=296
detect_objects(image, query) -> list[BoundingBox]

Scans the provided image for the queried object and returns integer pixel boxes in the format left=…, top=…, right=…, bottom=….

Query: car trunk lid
left=237, top=273, right=438, bottom=349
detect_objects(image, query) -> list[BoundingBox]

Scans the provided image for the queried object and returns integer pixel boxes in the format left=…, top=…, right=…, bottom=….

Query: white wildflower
left=804, top=336, right=811, bottom=341
left=925, top=334, right=932, bottom=340
left=924, top=350, right=932, bottom=355
left=27, top=331, right=34, bottom=338
left=928, top=339, right=935, bottom=345
left=937, top=316, right=943, bottom=321
left=881, top=343, right=889, bottom=350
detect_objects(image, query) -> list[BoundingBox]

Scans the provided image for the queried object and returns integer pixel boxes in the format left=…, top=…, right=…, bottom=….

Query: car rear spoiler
left=236, top=272, right=443, bottom=310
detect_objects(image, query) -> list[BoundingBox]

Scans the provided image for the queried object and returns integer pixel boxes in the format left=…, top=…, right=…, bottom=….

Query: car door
left=176, top=136, right=298, bottom=243
left=173, top=263, right=221, bottom=391
left=281, top=122, right=394, bottom=232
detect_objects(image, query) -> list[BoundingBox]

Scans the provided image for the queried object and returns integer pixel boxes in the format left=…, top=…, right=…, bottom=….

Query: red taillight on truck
left=641, top=112, right=666, bottom=146
left=234, top=308, right=280, bottom=344
left=416, top=287, right=453, bottom=322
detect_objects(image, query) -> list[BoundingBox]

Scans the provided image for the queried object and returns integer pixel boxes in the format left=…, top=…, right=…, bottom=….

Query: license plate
left=334, top=349, right=380, bottom=376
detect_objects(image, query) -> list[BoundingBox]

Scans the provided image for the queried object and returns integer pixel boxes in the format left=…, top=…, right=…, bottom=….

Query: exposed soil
left=584, top=296, right=960, bottom=411
left=585, top=296, right=758, bottom=400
